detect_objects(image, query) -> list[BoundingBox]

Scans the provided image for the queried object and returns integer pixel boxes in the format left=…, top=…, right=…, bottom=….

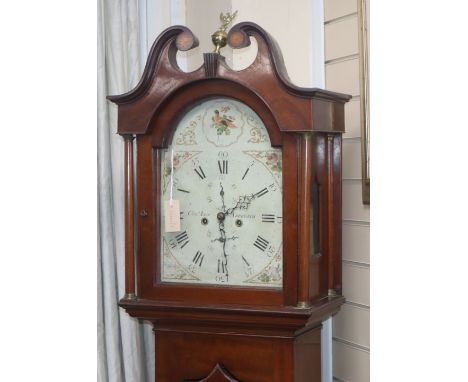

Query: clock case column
left=108, top=22, right=351, bottom=382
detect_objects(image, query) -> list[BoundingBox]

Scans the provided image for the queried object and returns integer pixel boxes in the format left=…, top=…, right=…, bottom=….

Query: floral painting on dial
left=266, top=152, right=282, bottom=172
left=245, top=246, right=282, bottom=287
left=161, top=151, right=202, bottom=193
left=202, top=100, right=244, bottom=147
left=211, top=106, right=238, bottom=136
left=243, top=149, right=283, bottom=185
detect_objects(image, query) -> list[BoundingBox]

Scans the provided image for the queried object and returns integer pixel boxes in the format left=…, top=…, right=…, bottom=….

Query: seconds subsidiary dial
left=160, top=98, right=283, bottom=288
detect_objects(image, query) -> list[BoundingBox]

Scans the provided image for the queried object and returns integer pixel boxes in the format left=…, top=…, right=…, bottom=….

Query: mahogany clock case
left=108, top=22, right=351, bottom=382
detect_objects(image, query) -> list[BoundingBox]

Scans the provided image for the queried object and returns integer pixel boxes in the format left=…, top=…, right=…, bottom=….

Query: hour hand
left=219, top=183, right=226, bottom=212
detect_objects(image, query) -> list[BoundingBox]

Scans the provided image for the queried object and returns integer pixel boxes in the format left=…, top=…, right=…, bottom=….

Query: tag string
left=169, top=147, right=174, bottom=206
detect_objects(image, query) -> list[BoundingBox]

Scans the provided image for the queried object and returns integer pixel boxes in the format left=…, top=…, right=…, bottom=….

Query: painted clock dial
left=160, top=98, right=283, bottom=288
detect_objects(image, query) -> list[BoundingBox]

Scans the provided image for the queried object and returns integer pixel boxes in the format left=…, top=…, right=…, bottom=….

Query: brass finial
left=211, top=11, right=238, bottom=54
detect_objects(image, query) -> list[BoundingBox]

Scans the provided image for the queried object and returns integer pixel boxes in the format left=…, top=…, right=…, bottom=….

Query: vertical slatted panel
left=342, top=222, right=370, bottom=264
left=342, top=181, right=369, bottom=222
left=333, top=341, right=370, bottom=382
left=344, top=98, right=361, bottom=138
left=326, top=58, right=360, bottom=96
left=324, top=0, right=370, bottom=380
left=324, top=0, right=357, bottom=22
left=342, top=140, right=362, bottom=179
left=325, top=16, right=359, bottom=61
left=342, top=262, right=369, bottom=306
left=333, top=303, right=370, bottom=348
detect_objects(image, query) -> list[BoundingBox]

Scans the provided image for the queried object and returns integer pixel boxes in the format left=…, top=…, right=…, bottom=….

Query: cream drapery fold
left=97, top=0, right=154, bottom=381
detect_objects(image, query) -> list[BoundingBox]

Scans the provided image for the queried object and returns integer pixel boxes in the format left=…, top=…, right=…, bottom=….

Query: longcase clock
left=108, top=20, right=351, bottom=382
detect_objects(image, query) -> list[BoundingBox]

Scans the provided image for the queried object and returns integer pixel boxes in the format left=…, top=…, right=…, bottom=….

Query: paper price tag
left=164, top=200, right=181, bottom=232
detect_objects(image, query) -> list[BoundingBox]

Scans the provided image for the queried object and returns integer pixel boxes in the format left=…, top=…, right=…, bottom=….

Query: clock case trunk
left=108, top=22, right=351, bottom=382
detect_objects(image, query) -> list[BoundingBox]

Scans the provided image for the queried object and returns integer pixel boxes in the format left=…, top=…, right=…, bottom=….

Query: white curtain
left=97, top=0, right=154, bottom=381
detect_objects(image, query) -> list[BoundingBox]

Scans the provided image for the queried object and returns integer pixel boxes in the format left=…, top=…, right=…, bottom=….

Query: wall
left=323, top=1, right=370, bottom=381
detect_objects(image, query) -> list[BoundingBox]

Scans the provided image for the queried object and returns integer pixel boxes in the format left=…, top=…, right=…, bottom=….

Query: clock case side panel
left=307, top=133, right=343, bottom=303
left=296, top=131, right=343, bottom=307
left=330, top=134, right=343, bottom=294
left=307, top=133, right=328, bottom=302
left=136, top=80, right=297, bottom=307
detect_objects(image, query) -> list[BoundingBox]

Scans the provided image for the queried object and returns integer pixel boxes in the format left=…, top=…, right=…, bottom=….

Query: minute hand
left=225, top=193, right=257, bottom=216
